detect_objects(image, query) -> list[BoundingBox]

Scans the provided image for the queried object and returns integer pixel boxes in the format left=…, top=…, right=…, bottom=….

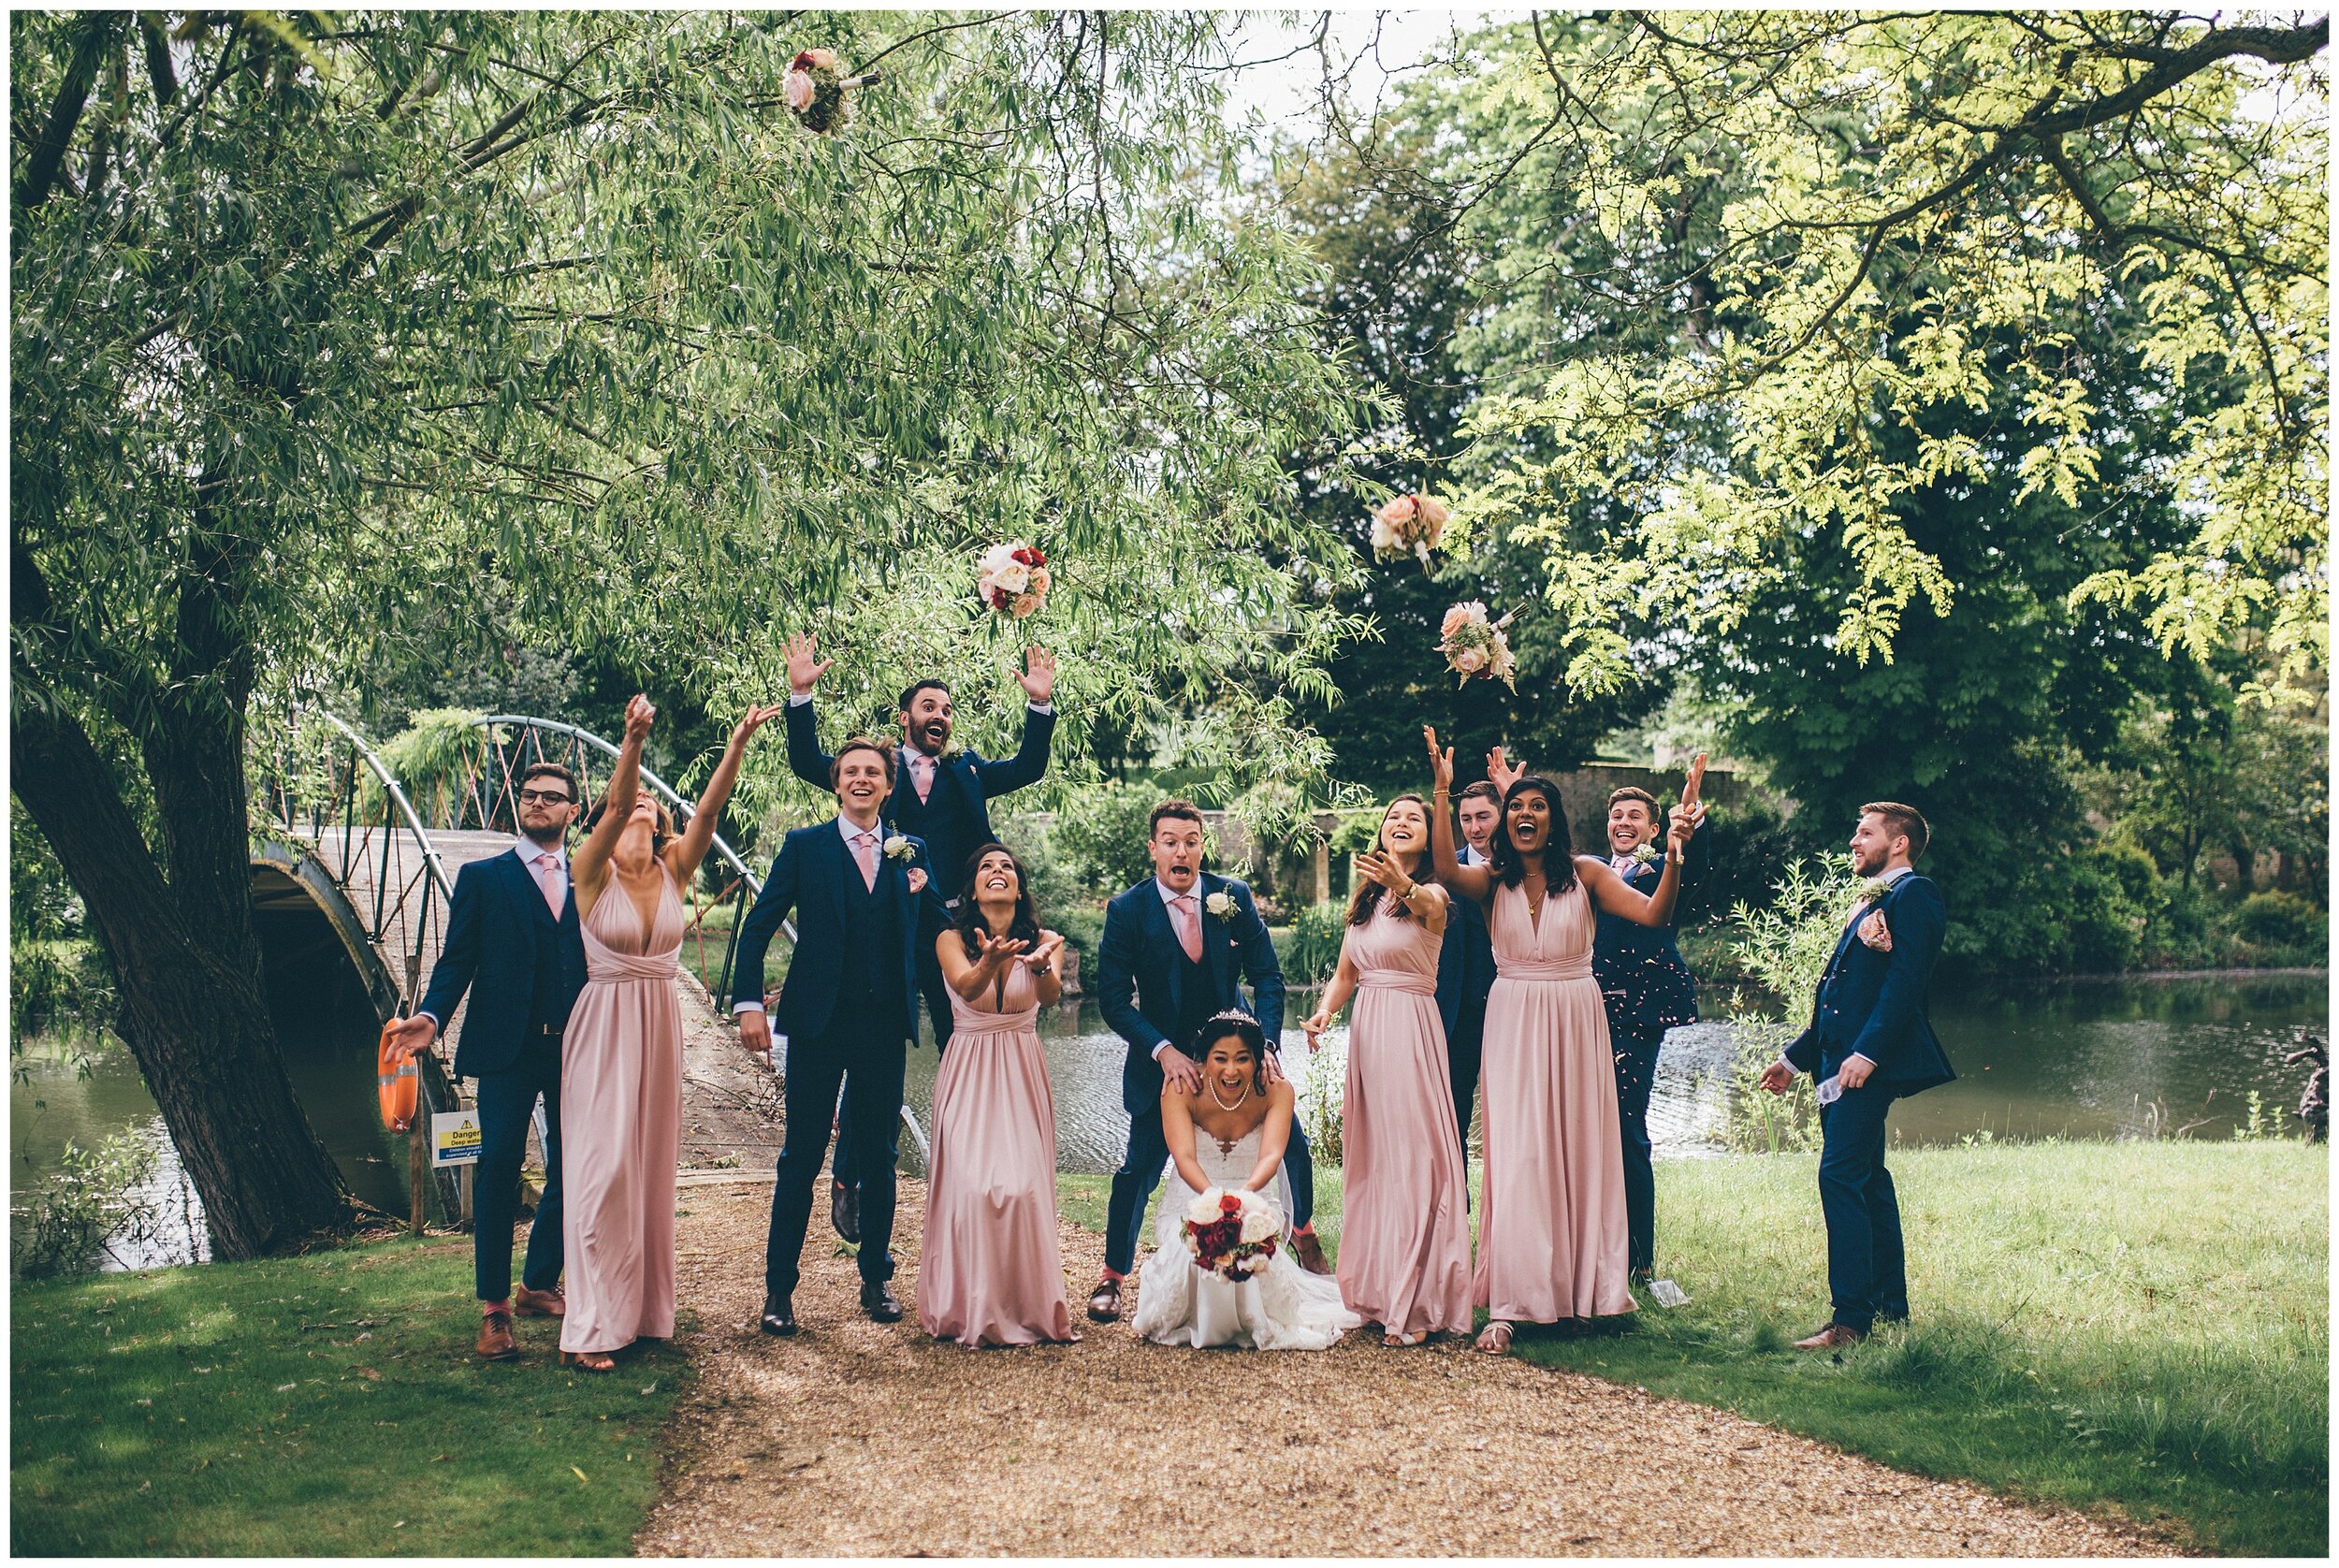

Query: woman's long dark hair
left=1188, top=1009, right=1268, bottom=1097
left=952, top=842, right=1042, bottom=958
left=581, top=789, right=674, bottom=856
left=1486, top=776, right=1577, bottom=892
left=1346, top=793, right=1434, bottom=926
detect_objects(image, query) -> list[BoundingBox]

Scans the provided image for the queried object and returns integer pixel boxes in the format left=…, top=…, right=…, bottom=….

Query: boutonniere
left=1852, top=876, right=1890, bottom=910
left=1630, top=842, right=1663, bottom=869
left=1203, top=891, right=1237, bottom=920
left=882, top=835, right=915, bottom=864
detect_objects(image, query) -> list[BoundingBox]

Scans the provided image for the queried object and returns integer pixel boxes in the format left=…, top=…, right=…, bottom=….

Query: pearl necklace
left=1208, top=1078, right=1251, bottom=1112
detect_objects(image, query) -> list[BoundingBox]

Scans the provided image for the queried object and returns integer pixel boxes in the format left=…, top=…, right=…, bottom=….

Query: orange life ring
left=378, top=1024, right=420, bottom=1133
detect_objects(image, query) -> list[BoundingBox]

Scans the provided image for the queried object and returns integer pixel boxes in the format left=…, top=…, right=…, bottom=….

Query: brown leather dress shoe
left=1794, top=1322, right=1867, bottom=1351
left=475, top=1309, right=519, bottom=1361
left=1086, top=1276, right=1122, bottom=1323
left=1290, top=1230, right=1331, bottom=1276
left=515, top=1285, right=566, bottom=1318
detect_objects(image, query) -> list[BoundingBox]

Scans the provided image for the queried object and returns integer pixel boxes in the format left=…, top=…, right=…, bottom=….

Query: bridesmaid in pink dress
left=1303, top=794, right=1472, bottom=1345
left=560, top=693, right=781, bottom=1369
left=920, top=844, right=1078, bottom=1346
left=1425, top=728, right=1699, bottom=1355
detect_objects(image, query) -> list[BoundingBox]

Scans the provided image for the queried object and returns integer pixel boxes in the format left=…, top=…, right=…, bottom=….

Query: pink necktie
left=1170, top=894, right=1203, bottom=963
left=532, top=852, right=565, bottom=917
left=851, top=830, right=879, bottom=892
left=910, top=752, right=934, bottom=805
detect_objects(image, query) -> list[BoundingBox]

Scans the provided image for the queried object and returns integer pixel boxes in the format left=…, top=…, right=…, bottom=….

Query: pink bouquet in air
left=978, top=542, right=1053, bottom=618
left=1370, top=493, right=1449, bottom=564
left=1439, top=601, right=1519, bottom=690
left=784, top=49, right=880, bottom=134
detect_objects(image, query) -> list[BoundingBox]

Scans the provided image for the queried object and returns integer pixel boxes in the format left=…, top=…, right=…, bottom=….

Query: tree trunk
left=12, top=693, right=353, bottom=1258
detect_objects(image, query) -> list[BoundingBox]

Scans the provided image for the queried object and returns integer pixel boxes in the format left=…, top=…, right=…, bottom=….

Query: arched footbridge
left=248, top=709, right=927, bottom=1224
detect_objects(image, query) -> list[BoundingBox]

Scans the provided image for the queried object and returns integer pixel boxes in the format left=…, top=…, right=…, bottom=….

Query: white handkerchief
left=1647, top=1277, right=1690, bottom=1309
left=1815, top=1073, right=1845, bottom=1107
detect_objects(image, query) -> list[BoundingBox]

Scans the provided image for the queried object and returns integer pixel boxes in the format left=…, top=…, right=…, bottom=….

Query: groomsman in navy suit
left=388, top=762, right=587, bottom=1361
left=1434, top=779, right=1502, bottom=1153
left=1761, top=802, right=1956, bottom=1349
left=777, top=632, right=1057, bottom=1243
left=1087, top=800, right=1318, bottom=1322
left=734, top=739, right=941, bottom=1332
left=1591, top=764, right=1709, bottom=1280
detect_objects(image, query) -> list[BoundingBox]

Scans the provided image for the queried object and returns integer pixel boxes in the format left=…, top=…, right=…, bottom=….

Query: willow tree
left=11, top=11, right=1370, bottom=1256
left=1427, top=10, right=2327, bottom=704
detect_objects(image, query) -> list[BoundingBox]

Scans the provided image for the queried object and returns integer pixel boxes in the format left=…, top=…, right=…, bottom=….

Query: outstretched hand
left=1667, top=800, right=1705, bottom=853
left=1681, top=751, right=1709, bottom=810
left=1487, top=745, right=1525, bottom=794
left=1425, top=726, right=1455, bottom=793
left=622, top=693, right=656, bottom=743
left=1355, top=849, right=1414, bottom=894
left=784, top=632, right=834, bottom=698
left=973, top=928, right=1029, bottom=971
left=385, top=1014, right=437, bottom=1061
left=1021, top=931, right=1066, bottom=973
left=1019, top=646, right=1057, bottom=705
left=730, top=702, right=786, bottom=748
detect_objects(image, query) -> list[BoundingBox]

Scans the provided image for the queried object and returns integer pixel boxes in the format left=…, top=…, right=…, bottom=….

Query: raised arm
left=976, top=647, right=1058, bottom=796
left=668, top=703, right=783, bottom=883
left=1580, top=802, right=1703, bottom=926
left=781, top=632, right=840, bottom=791
left=937, top=924, right=1028, bottom=1001
left=1426, top=727, right=1492, bottom=904
left=573, top=694, right=653, bottom=907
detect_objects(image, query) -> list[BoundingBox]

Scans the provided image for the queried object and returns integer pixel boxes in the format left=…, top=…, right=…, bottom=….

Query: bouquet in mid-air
left=1182, top=1187, right=1282, bottom=1282
left=978, top=541, right=1052, bottom=618
left=1438, top=601, right=1519, bottom=690
left=1370, top=492, right=1448, bottom=565
left=783, top=49, right=880, bottom=134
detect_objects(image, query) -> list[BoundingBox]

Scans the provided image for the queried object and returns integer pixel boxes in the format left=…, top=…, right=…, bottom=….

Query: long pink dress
left=559, top=866, right=684, bottom=1354
left=1334, top=901, right=1474, bottom=1338
left=918, top=955, right=1076, bottom=1346
left=1475, top=878, right=1636, bottom=1323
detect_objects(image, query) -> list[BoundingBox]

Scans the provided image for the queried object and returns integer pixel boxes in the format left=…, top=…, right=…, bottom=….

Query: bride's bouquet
left=1370, top=492, right=1448, bottom=565
left=1182, top=1187, right=1282, bottom=1282
left=977, top=541, right=1052, bottom=618
left=783, top=49, right=881, bottom=135
left=1438, top=600, right=1519, bottom=690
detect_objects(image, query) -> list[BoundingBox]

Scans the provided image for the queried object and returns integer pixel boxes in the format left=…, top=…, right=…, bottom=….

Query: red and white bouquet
left=1182, top=1187, right=1282, bottom=1282
left=784, top=49, right=880, bottom=135
left=977, top=541, right=1052, bottom=618
left=1438, top=601, right=1519, bottom=690
left=1370, top=493, right=1449, bottom=565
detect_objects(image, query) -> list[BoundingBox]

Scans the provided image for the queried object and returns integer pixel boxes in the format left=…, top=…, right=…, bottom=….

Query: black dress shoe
left=831, top=1181, right=860, bottom=1245
left=759, top=1295, right=798, bottom=1336
left=860, top=1281, right=903, bottom=1323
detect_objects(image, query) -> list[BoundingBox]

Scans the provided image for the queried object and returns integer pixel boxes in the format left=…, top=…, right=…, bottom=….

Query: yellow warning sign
left=430, top=1111, right=484, bottom=1167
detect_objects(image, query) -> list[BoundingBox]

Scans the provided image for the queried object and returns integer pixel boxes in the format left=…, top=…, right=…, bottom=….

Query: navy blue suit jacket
left=1433, top=880, right=1496, bottom=1045
left=1784, top=872, right=1956, bottom=1096
left=784, top=699, right=1054, bottom=902
left=1591, top=822, right=1707, bottom=1035
left=414, top=848, right=588, bottom=1080
left=733, top=820, right=940, bottom=1046
left=1097, top=875, right=1286, bottom=1116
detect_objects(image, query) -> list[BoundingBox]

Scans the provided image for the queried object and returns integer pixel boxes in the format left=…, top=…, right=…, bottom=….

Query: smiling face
left=971, top=847, right=1021, bottom=905
left=1150, top=813, right=1205, bottom=894
left=1378, top=796, right=1430, bottom=872
left=900, top=685, right=954, bottom=758
left=1457, top=793, right=1500, bottom=854
left=1850, top=811, right=1907, bottom=878
left=834, top=746, right=892, bottom=824
left=1200, top=1035, right=1260, bottom=1098
left=1607, top=798, right=1657, bottom=855
left=1504, top=787, right=1552, bottom=855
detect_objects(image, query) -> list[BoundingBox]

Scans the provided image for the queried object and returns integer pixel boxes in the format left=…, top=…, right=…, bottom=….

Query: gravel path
left=634, top=1180, right=2174, bottom=1557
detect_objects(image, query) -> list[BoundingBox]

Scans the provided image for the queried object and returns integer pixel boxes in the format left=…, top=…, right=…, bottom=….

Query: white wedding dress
left=1129, top=1123, right=1360, bottom=1351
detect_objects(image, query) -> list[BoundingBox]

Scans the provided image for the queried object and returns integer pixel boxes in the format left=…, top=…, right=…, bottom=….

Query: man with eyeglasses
left=387, top=761, right=588, bottom=1361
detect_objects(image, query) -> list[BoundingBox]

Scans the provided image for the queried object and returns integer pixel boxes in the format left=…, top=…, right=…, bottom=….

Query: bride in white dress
left=1131, top=1012, right=1359, bottom=1351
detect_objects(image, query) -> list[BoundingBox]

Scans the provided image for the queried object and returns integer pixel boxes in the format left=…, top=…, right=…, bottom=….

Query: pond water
left=14, top=970, right=2326, bottom=1269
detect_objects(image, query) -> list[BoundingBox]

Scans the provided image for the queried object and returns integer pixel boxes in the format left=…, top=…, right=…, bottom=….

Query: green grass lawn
left=1066, top=1140, right=2327, bottom=1555
left=11, top=1233, right=688, bottom=1557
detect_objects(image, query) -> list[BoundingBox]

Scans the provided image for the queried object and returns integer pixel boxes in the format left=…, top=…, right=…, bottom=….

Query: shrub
left=12, top=1130, right=161, bottom=1279
left=10, top=937, right=115, bottom=1037
left=1328, top=810, right=1382, bottom=857
left=2234, top=890, right=2327, bottom=950
left=2062, top=855, right=2147, bottom=974
left=1277, top=899, right=1349, bottom=985
left=1047, top=781, right=1190, bottom=898
left=1295, top=1031, right=1345, bottom=1166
